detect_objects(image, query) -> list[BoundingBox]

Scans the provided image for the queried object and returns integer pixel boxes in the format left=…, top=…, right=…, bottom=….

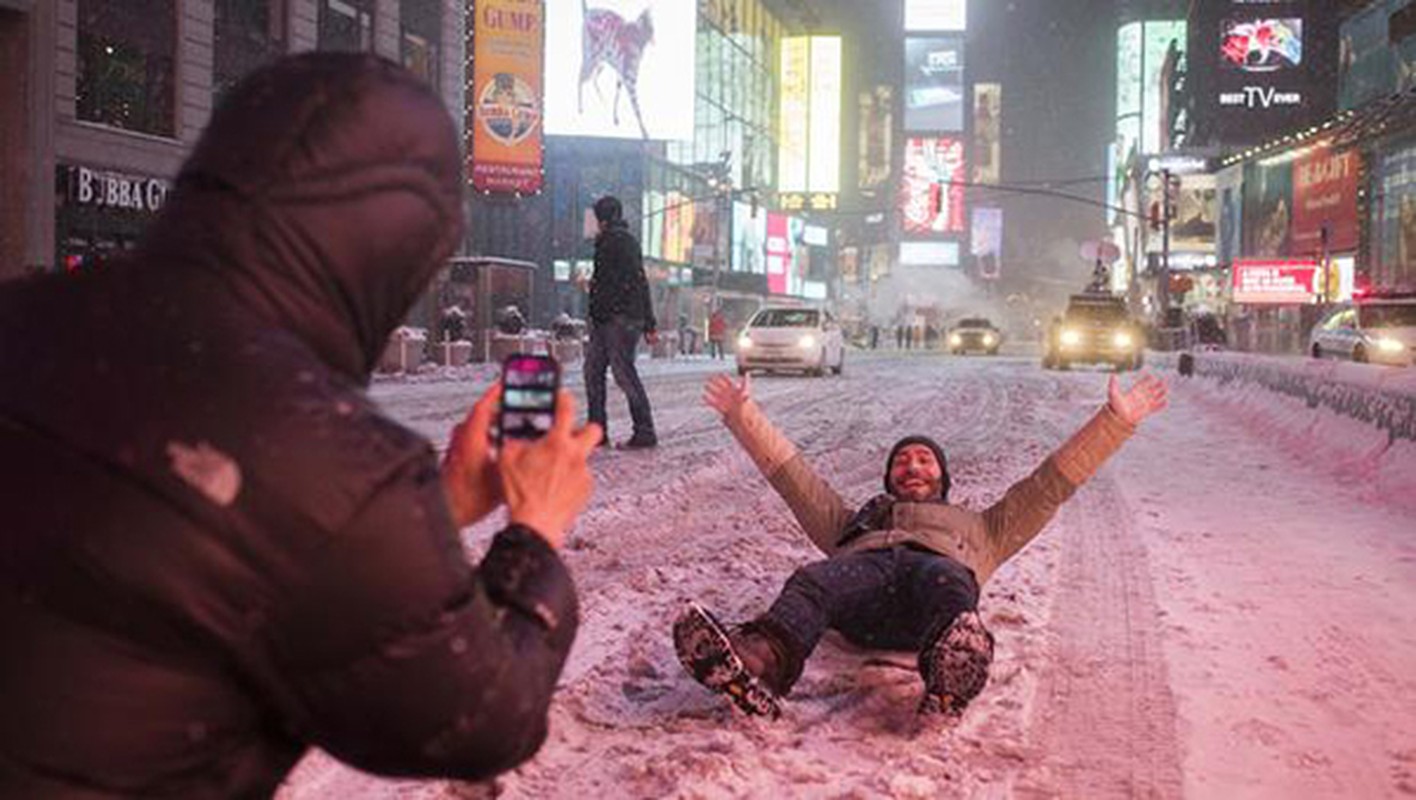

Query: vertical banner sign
left=807, top=36, right=842, bottom=196
left=900, top=136, right=966, bottom=234
left=765, top=213, right=791, bottom=295
left=470, top=0, right=544, bottom=193
left=1291, top=146, right=1358, bottom=255
left=972, top=83, right=1000, bottom=184
left=859, top=86, right=894, bottom=190
left=779, top=37, right=811, bottom=194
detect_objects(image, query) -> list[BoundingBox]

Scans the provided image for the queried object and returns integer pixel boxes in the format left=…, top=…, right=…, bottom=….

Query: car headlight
left=1374, top=337, right=1406, bottom=353
left=798, top=334, right=817, bottom=349
left=1113, top=331, right=1134, bottom=349
left=982, top=333, right=996, bottom=346
left=738, top=335, right=753, bottom=349
left=1060, top=329, right=1082, bottom=346
left=949, top=333, right=963, bottom=346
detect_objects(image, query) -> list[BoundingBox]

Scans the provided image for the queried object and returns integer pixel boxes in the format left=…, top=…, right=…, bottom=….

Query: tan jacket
left=723, top=402, right=1135, bottom=586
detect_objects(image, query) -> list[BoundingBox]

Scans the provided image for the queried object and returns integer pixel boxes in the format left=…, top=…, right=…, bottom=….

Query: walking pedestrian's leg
left=607, top=321, right=656, bottom=443
left=583, top=323, right=611, bottom=442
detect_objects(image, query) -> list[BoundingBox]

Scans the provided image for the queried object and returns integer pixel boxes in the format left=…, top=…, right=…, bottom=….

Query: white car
left=737, top=307, right=845, bottom=377
left=1309, top=296, right=1416, bottom=367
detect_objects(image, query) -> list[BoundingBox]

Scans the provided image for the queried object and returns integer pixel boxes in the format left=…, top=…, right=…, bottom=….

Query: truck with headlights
left=1042, top=292, right=1144, bottom=371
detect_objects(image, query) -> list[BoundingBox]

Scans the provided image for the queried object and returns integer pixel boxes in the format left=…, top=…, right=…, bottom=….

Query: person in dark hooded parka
left=0, top=53, right=601, bottom=797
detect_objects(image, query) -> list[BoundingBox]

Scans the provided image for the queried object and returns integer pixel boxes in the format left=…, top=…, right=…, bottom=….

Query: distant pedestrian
left=869, top=325, right=880, bottom=350
left=586, top=195, right=658, bottom=449
left=708, top=306, right=728, bottom=360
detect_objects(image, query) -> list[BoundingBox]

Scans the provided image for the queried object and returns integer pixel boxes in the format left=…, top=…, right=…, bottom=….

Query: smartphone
left=498, top=353, right=560, bottom=443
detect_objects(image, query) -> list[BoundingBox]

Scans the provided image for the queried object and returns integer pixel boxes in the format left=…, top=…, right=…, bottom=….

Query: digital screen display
left=904, top=37, right=964, bottom=131
left=543, top=0, right=697, bottom=140
left=899, top=136, right=966, bottom=234
left=1222, top=18, right=1303, bottom=72
left=904, top=0, right=966, bottom=32
left=503, top=388, right=555, bottom=409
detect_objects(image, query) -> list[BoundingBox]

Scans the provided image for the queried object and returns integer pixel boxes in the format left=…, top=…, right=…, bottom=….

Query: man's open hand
left=1107, top=372, right=1169, bottom=427
left=703, top=373, right=752, bottom=422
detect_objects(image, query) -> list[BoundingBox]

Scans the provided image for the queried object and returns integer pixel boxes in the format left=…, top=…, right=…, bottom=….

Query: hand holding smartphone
left=497, top=353, right=560, bottom=444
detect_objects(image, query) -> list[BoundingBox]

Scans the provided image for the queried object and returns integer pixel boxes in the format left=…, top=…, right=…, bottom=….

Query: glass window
left=400, top=0, right=441, bottom=88
left=214, top=0, right=286, bottom=101
left=76, top=0, right=177, bottom=136
left=319, top=0, right=373, bottom=53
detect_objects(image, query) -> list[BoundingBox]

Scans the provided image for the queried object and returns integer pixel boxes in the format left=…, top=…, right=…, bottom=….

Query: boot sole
left=672, top=603, right=782, bottom=719
left=919, top=610, right=995, bottom=716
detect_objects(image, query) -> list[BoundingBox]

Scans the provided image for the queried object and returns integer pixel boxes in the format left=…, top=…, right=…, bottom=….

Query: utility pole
left=1157, top=168, right=1177, bottom=331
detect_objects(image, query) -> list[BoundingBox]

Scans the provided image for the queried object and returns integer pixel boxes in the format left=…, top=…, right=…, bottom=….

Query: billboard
left=1375, top=142, right=1416, bottom=284
left=1143, top=21, right=1185, bottom=154
left=971, top=207, right=1003, bottom=279
left=973, top=83, right=1000, bottom=184
left=900, top=240, right=960, bottom=267
left=766, top=213, right=791, bottom=295
left=859, top=86, right=894, bottom=190
left=1216, top=164, right=1244, bottom=266
left=1243, top=158, right=1293, bottom=258
left=1292, top=146, right=1359, bottom=256
left=1190, top=0, right=1336, bottom=145
left=1232, top=259, right=1319, bottom=304
left=1339, top=1, right=1394, bottom=110
left=905, top=0, right=966, bottom=32
left=779, top=36, right=842, bottom=210
left=904, top=37, right=964, bottom=131
left=900, top=136, right=966, bottom=234
left=543, top=0, right=696, bottom=140
left=731, top=200, right=766, bottom=274
left=469, top=0, right=544, bottom=193
left=1171, top=174, right=1216, bottom=253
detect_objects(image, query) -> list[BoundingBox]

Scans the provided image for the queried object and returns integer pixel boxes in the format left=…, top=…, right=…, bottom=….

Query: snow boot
left=917, top=610, right=994, bottom=716
left=673, top=603, right=782, bottom=719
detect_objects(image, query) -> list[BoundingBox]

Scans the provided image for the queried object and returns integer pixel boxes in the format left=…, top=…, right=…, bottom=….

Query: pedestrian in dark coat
left=585, top=195, right=658, bottom=449
left=0, top=53, right=600, bottom=797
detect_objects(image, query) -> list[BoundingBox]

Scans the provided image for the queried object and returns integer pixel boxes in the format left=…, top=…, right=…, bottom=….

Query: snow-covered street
left=280, top=352, right=1416, bottom=799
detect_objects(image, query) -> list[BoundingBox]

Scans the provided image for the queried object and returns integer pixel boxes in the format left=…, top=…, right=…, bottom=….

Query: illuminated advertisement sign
left=905, top=0, right=966, bottom=32
left=1292, top=146, right=1359, bottom=255
left=1191, top=0, right=1336, bottom=144
left=900, top=136, right=966, bottom=234
left=469, top=0, right=544, bottom=193
left=766, top=213, right=791, bottom=295
left=779, top=37, right=810, bottom=193
left=543, top=0, right=696, bottom=140
left=859, top=86, right=894, bottom=190
left=1340, top=1, right=1395, bottom=110
left=731, top=200, right=766, bottom=274
left=904, top=37, right=964, bottom=131
left=973, top=83, right=1000, bottom=184
left=1232, top=259, right=1318, bottom=304
left=971, top=207, right=1003, bottom=279
left=779, top=36, right=841, bottom=210
left=899, top=240, right=960, bottom=267
left=1222, top=19, right=1303, bottom=73
left=1143, top=21, right=1185, bottom=154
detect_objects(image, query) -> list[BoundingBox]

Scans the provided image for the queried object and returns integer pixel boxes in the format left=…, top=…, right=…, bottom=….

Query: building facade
left=0, top=0, right=464, bottom=281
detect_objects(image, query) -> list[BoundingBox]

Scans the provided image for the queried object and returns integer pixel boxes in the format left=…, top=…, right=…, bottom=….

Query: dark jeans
left=585, top=317, right=655, bottom=439
left=755, top=546, right=979, bottom=692
left=709, top=339, right=725, bottom=359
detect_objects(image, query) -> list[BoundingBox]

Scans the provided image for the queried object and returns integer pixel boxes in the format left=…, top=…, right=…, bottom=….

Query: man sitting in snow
left=674, top=372, right=1168, bottom=718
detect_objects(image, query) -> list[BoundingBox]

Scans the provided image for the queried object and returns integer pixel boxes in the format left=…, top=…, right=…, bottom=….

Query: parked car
left=946, top=317, right=1003, bottom=355
left=1042, top=292, right=1144, bottom=371
left=737, top=307, right=845, bottom=377
left=1309, top=294, right=1416, bottom=367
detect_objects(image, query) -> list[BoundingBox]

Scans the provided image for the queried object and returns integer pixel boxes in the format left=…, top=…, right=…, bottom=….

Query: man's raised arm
left=703, top=374, right=853, bottom=554
left=982, top=373, right=1169, bottom=572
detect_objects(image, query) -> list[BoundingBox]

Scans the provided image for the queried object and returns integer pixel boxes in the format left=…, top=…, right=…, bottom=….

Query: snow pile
left=1159, top=352, right=1416, bottom=513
